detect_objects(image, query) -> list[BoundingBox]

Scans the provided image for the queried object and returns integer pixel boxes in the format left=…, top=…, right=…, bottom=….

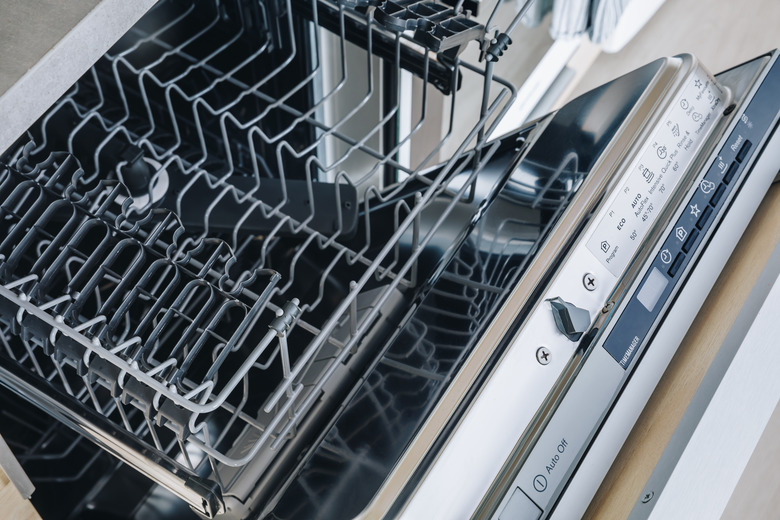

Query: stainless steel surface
left=366, top=56, right=681, bottom=518
left=512, top=347, right=624, bottom=510
left=493, top=54, right=779, bottom=520
left=626, top=56, right=779, bottom=517
left=628, top=129, right=780, bottom=520
left=644, top=259, right=780, bottom=519
left=499, top=488, right=542, bottom=520
left=552, top=53, right=780, bottom=520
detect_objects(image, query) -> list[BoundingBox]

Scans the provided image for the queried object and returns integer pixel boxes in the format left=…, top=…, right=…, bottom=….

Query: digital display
left=636, top=267, right=669, bottom=312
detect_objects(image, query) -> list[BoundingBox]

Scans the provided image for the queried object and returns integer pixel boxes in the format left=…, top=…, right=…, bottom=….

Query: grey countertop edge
left=0, top=0, right=157, bottom=154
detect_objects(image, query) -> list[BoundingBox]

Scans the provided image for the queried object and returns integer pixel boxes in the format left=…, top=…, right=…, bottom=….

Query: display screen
left=636, top=267, right=669, bottom=311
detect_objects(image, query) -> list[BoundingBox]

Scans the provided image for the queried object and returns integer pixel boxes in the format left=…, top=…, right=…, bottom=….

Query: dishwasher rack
left=0, top=0, right=570, bottom=517
left=0, top=153, right=294, bottom=511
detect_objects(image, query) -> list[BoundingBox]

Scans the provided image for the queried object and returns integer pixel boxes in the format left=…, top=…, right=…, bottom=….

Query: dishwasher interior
left=0, top=0, right=584, bottom=518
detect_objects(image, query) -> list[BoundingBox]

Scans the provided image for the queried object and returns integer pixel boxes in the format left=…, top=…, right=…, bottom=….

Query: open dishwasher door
left=380, top=52, right=780, bottom=520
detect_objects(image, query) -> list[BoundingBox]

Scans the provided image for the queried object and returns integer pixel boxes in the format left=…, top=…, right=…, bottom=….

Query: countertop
left=0, top=0, right=155, bottom=152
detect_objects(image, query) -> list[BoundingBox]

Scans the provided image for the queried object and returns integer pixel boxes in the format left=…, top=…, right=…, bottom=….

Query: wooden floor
left=0, top=468, right=40, bottom=520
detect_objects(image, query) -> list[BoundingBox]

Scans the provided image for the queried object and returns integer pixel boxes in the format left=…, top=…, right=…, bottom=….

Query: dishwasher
left=1, top=1, right=779, bottom=519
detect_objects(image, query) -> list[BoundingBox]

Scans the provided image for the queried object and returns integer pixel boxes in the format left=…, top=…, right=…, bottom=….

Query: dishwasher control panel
left=494, top=53, right=780, bottom=520
left=586, top=67, right=727, bottom=277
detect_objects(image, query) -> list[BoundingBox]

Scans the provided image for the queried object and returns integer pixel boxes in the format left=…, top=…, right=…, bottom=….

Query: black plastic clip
left=485, top=32, right=511, bottom=62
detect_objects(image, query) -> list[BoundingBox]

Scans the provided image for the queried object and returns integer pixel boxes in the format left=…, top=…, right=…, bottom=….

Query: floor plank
left=0, top=468, right=40, bottom=520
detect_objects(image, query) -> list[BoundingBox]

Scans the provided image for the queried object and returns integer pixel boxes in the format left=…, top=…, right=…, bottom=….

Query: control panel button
left=682, top=228, right=699, bottom=253
left=696, top=206, right=713, bottom=229
left=736, top=140, right=752, bottom=163
left=668, top=253, right=685, bottom=277
left=548, top=297, right=591, bottom=342
left=709, top=184, right=726, bottom=207
left=723, top=161, right=739, bottom=184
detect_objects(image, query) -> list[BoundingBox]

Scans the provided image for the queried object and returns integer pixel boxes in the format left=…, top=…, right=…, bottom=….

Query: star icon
left=690, top=204, right=701, bottom=217
left=694, top=79, right=702, bottom=88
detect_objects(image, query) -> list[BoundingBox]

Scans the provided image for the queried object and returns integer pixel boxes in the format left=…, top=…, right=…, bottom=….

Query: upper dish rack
left=0, top=0, right=565, bottom=516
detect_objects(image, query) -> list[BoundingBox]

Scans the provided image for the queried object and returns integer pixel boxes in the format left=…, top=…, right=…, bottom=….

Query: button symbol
left=700, top=180, right=716, bottom=194
left=676, top=226, right=687, bottom=241
left=600, top=240, right=610, bottom=253
left=671, top=123, right=680, bottom=137
left=660, top=249, right=673, bottom=264
left=692, top=112, right=703, bottom=122
left=533, top=474, right=548, bottom=492
left=694, top=79, right=702, bottom=88
left=657, top=146, right=668, bottom=159
left=536, top=346, right=551, bottom=365
left=681, top=99, right=689, bottom=110
left=690, top=204, right=701, bottom=217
